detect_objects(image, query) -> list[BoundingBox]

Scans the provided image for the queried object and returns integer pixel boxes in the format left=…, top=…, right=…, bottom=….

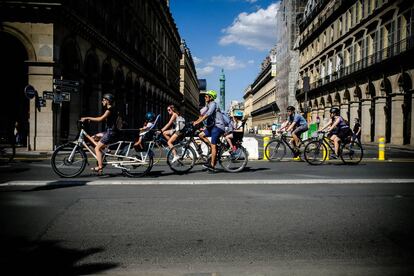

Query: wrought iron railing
left=297, top=35, right=414, bottom=96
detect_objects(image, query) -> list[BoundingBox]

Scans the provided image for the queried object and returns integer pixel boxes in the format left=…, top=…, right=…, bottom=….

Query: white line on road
left=1, top=179, right=414, bottom=186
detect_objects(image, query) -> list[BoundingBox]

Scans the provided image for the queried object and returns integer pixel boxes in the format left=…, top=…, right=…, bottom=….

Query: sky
left=170, top=0, right=279, bottom=110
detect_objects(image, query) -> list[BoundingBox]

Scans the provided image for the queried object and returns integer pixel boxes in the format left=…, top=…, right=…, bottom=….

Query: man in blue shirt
left=285, top=106, right=308, bottom=157
left=193, top=90, right=225, bottom=172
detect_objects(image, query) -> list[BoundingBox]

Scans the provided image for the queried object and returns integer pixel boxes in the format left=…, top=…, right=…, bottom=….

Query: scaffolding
left=275, top=0, right=306, bottom=119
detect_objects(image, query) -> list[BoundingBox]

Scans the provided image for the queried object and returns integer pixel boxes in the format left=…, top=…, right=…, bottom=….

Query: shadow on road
left=27, top=180, right=90, bottom=192
left=0, top=237, right=118, bottom=275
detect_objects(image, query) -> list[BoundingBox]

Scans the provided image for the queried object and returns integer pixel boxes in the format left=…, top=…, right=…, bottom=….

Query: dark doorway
left=0, top=32, right=29, bottom=146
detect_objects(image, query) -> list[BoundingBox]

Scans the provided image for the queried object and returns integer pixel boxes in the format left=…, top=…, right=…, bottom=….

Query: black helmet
left=103, top=93, right=115, bottom=103
left=330, top=107, right=340, bottom=115
left=287, top=106, right=295, bottom=112
left=145, top=112, right=156, bottom=122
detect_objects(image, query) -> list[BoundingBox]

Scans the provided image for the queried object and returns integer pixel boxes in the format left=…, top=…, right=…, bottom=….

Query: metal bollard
left=263, top=136, right=270, bottom=160
left=378, top=137, right=385, bottom=160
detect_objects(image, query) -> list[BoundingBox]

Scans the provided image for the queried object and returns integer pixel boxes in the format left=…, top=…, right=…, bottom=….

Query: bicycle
left=166, top=124, right=211, bottom=173
left=211, top=132, right=249, bottom=172
left=303, top=131, right=363, bottom=165
left=51, top=121, right=154, bottom=178
left=264, top=132, right=310, bottom=161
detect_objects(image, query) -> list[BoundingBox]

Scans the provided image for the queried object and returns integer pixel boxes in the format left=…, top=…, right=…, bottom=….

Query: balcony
left=296, top=36, right=414, bottom=97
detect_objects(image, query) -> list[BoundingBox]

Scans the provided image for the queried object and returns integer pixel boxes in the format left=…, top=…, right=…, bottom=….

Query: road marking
left=1, top=179, right=414, bottom=186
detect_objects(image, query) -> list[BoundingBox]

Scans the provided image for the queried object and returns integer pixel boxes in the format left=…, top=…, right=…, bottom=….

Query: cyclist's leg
left=199, top=128, right=211, bottom=146
left=210, top=127, right=225, bottom=168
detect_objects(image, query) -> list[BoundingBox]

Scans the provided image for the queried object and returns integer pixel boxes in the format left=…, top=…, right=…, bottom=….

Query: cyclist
left=285, top=106, right=308, bottom=157
left=352, top=118, right=361, bottom=143
left=160, top=105, right=186, bottom=163
left=193, top=90, right=225, bottom=172
left=80, top=93, right=118, bottom=174
left=224, top=112, right=243, bottom=152
left=320, top=107, right=352, bottom=158
left=271, top=122, right=278, bottom=138
left=133, top=112, right=156, bottom=151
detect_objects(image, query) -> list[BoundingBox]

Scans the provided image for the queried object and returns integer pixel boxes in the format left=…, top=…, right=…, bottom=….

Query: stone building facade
left=0, top=0, right=189, bottom=150
left=249, top=52, right=279, bottom=130
left=179, top=40, right=200, bottom=120
left=243, top=85, right=253, bottom=132
left=296, top=0, right=414, bottom=145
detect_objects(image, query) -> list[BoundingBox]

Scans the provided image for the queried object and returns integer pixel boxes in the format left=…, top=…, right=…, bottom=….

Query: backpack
left=220, top=111, right=231, bottom=127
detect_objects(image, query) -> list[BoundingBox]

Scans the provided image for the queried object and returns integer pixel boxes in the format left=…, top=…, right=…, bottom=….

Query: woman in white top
left=161, top=105, right=185, bottom=151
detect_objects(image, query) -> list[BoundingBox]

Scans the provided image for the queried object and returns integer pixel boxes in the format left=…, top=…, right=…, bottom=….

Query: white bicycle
left=51, top=121, right=154, bottom=178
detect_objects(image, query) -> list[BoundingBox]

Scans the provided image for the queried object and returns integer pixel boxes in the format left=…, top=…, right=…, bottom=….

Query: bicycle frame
left=68, top=128, right=151, bottom=170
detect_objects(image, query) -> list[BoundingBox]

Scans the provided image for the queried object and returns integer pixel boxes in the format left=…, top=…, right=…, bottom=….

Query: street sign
left=61, top=92, right=71, bottom=101
left=54, top=85, right=79, bottom=93
left=38, top=97, right=46, bottom=107
left=53, top=93, right=63, bottom=104
left=53, top=78, right=79, bottom=87
left=43, top=91, right=54, bottom=100
left=24, top=84, right=37, bottom=99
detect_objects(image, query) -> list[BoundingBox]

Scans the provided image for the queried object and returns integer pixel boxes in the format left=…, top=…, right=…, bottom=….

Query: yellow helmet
left=203, top=90, right=217, bottom=100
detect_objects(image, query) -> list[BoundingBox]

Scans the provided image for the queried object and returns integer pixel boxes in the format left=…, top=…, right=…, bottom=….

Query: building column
left=340, top=104, right=348, bottom=122
left=411, top=93, right=414, bottom=145
left=375, top=97, right=387, bottom=142
left=28, top=62, right=54, bottom=151
left=349, top=101, right=359, bottom=124
left=391, top=94, right=404, bottom=145
left=361, top=100, right=371, bottom=143
left=311, top=108, right=318, bottom=123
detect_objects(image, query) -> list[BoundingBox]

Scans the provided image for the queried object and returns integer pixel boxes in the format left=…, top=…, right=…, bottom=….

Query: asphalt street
left=1, top=182, right=413, bottom=275
left=1, top=145, right=414, bottom=275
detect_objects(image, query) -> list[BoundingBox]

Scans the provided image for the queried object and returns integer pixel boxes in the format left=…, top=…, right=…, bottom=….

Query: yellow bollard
left=379, top=137, right=385, bottom=160
left=263, top=136, right=270, bottom=160
left=322, top=140, right=330, bottom=160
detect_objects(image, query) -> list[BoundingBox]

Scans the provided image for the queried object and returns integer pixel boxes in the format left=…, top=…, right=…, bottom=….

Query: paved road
left=1, top=158, right=414, bottom=184
left=1, top=182, right=413, bottom=275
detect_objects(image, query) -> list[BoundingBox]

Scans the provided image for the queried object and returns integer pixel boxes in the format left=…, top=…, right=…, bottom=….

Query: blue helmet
left=145, top=112, right=156, bottom=122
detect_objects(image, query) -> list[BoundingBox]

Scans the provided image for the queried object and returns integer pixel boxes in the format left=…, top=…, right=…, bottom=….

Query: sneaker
left=207, top=167, right=218, bottom=173
left=202, top=163, right=214, bottom=171
left=171, top=155, right=180, bottom=163
left=292, top=156, right=301, bottom=161
left=329, top=153, right=338, bottom=159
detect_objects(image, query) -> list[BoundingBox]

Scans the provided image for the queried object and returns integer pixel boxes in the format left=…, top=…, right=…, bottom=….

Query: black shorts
left=292, top=125, right=308, bottom=137
left=100, top=129, right=118, bottom=145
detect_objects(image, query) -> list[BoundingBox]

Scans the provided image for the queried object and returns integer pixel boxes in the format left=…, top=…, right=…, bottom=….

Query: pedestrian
left=353, top=118, right=361, bottom=142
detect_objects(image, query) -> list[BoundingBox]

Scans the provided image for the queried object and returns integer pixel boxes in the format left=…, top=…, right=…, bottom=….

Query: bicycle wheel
left=219, top=146, right=248, bottom=172
left=340, top=141, right=363, bottom=164
left=151, top=141, right=164, bottom=164
left=51, top=143, right=87, bottom=177
left=304, top=140, right=327, bottom=165
left=190, top=137, right=210, bottom=161
left=264, top=139, right=286, bottom=161
left=122, top=146, right=154, bottom=177
left=167, top=144, right=196, bottom=173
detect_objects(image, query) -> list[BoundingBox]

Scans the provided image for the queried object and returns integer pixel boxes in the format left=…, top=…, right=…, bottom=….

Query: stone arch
left=0, top=31, right=30, bottom=146
left=60, top=37, right=82, bottom=78
left=353, top=86, right=362, bottom=101
left=313, top=98, right=319, bottom=109
left=365, top=82, right=375, bottom=99
left=380, top=77, right=392, bottom=142
left=380, top=77, right=392, bottom=96
left=320, top=97, right=325, bottom=108
left=334, top=92, right=341, bottom=105
left=343, top=90, right=351, bottom=103
left=327, top=95, right=333, bottom=107
left=398, top=72, right=412, bottom=93
left=1, top=25, right=37, bottom=61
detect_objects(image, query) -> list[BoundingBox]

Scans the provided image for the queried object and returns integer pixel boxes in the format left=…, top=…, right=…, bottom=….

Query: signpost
left=24, top=84, right=37, bottom=99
